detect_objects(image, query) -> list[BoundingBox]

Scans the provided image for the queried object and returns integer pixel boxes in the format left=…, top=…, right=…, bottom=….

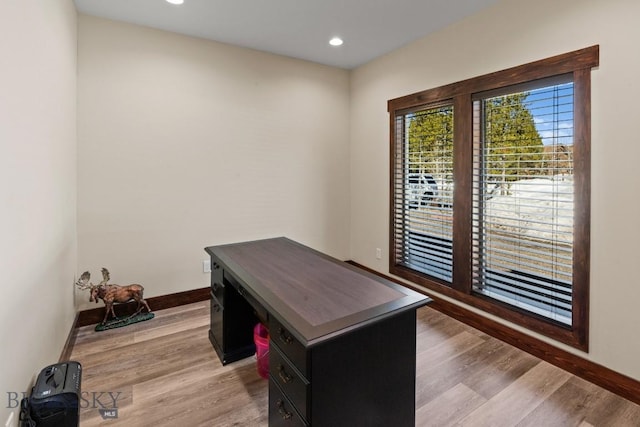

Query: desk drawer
left=209, top=292, right=223, bottom=347
left=270, top=317, right=308, bottom=376
left=269, top=381, right=308, bottom=427
left=211, top=257, right=223, bottom=285
left=270, top=343, right=309, bottom=420
left=211, top=281, right=224, bottom=307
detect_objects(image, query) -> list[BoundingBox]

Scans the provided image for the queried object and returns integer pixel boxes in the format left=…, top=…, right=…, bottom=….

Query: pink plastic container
left=254, top=323, right=269, bottom=379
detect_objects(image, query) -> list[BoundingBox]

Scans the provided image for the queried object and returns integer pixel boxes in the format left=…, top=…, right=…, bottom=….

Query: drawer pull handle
left=276, top=399, right=293, bottom=420
left=212, top=283, right=219, bottom=292
left=213, top=262, right=220, bottom=270
left=212, top=303, right=221, bottom=313
left=277, top=365, right=293, bottom=384
left=277, top=327, right=294, bottom=345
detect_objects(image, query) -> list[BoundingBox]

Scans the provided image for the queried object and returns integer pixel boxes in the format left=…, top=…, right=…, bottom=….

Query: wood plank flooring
left=70, top=302, right=640, bottom=426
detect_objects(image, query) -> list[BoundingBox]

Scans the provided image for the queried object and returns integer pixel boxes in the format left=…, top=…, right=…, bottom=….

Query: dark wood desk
left=205, top=237, right=429, bottom=426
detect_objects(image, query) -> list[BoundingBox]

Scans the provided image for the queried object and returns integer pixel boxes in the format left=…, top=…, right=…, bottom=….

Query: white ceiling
left=74, top=0, right=499, bottom=69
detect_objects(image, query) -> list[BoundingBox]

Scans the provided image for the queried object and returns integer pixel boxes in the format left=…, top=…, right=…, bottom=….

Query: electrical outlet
left=5, top=411, right=15, bottom=427
left=376, top=248, right=382, bottom=259
left=203, top=259, right=211, bottom=273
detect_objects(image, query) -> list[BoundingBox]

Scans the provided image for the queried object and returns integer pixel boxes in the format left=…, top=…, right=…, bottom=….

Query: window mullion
left=452, top=94, right=473, bottom=293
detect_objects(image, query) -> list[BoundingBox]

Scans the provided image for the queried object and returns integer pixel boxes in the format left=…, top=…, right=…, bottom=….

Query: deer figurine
left=76, top=268, right=151, bottom=325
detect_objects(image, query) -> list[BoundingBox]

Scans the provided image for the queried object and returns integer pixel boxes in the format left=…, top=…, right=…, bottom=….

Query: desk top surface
left=206, top=237, right=430, bottom=346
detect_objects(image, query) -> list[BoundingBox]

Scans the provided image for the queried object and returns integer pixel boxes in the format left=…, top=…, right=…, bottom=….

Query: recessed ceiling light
left=329, top=37, right=344, bottom=47
left=166, top=0, right=184, bottom=5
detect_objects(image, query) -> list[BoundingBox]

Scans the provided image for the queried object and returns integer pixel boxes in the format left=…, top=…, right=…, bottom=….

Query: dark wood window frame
left=388, top=46, right=598, bottom=351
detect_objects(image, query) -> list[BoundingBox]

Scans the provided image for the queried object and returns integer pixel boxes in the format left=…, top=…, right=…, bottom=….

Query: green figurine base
left=95, top=312, right=155, bottom=332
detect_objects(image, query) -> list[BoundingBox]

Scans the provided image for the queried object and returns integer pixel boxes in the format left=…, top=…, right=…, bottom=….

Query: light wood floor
left=70, top=302, right=640, bottom=426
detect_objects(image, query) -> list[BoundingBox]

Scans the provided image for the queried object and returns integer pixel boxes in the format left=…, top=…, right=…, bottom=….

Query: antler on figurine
left=75, top=271, right=93, bottom=290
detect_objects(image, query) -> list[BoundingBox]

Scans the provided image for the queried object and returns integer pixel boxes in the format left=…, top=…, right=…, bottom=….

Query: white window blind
left=471, top=78, right=574, bottom=325
left=393, top=104, right=455, bottom=283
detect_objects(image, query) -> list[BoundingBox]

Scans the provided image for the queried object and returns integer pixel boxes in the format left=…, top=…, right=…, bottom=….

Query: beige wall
left=0, top=0, right=77, bottom=423
left=350, top=0, right=640, bottom=380
left=76, top=16, right=351, bottom=309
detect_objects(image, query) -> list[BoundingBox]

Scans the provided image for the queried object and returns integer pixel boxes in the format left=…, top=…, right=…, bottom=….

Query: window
left=389, top=47, right=598, bottom=350
left=393, top=103, right=454, bottom=282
